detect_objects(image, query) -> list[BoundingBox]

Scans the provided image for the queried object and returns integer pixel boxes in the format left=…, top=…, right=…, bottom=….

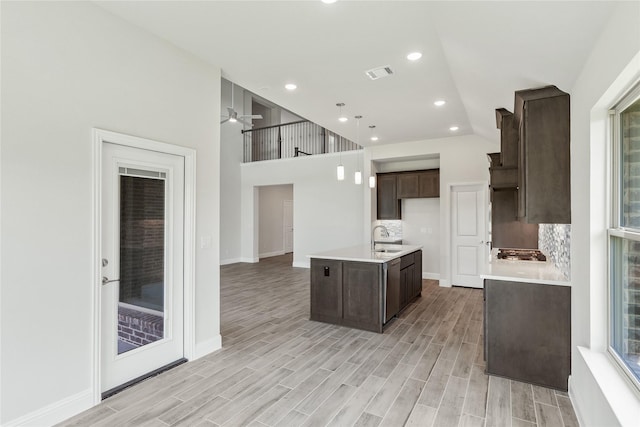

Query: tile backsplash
left=375, top=220, right=402, bottom=238
left=539, top=223, right=571, bottom=280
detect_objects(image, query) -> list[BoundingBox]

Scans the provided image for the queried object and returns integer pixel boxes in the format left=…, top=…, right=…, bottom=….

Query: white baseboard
left=422, top=272, right=440, bottom=280
left=4, top=388, right=94, bottom=427
left=438, top=279, right=452, bottom=287
left=292, top=261, right=310, bottom=269
left=239, top=257, right=259, bottom=263
left=192, top=334, right=222, bottom=360
left=220, top=257, right=242, bottom=266
left=259, top=250, right=285, bottom=259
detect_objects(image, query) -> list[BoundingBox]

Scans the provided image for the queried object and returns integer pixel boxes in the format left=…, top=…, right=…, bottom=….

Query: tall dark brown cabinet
left=514, top=86, right=571, bottom=224
left=376, top=174, right=401, bottom=220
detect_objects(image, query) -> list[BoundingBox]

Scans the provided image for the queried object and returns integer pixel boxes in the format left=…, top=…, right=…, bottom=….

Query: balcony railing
left=242, top=120, right=361, bottom=163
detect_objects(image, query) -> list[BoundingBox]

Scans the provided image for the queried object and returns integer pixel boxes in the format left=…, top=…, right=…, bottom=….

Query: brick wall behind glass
left=119, top=176, right=165, bottom=303
left=623, top=104, right=640, bottom=356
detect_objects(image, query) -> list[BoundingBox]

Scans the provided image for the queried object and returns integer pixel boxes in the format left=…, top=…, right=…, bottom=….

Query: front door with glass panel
left=101, top=142, right=184, bottom=393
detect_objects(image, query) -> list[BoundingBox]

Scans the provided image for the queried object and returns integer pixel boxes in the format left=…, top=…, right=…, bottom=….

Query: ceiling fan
left=220, top=81, right=263, bottom=126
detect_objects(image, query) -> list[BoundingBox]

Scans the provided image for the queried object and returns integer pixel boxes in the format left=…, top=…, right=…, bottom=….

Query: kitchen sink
left=374, top=248, right=402, bottom=253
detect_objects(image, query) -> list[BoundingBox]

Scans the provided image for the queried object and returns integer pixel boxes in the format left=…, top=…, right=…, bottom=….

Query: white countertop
left=373, top=237, right=403, bottom=244
left=308, top=244, right=423, bottom=264
left=480, top=249, right=570, bottom=286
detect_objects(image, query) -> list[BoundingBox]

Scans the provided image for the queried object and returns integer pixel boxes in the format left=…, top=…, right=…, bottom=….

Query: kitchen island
left=481, top=250, right=571, bottom=390
left=308, top=244, right=422, bottom=333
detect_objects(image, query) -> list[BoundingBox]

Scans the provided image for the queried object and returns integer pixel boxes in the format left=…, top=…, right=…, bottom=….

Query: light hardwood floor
left=60, top=254, right=579, bottom=427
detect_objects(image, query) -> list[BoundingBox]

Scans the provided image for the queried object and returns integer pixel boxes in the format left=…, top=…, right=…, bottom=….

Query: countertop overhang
left=308, top=244, right=423, bottom=264
left=480, top=249, right=570, bottom=286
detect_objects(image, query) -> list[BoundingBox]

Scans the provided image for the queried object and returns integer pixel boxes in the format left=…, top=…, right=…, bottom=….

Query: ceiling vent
left=365, top=66, right=394, bottom=80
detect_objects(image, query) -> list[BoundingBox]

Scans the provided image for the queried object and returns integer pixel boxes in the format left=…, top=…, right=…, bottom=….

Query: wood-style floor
left=60, top=254, right=579, bottom=427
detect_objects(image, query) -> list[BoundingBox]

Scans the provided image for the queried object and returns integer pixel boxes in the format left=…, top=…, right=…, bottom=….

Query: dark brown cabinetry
left=342, top=262, right=382, bottom=331
left=484, top=279, right=571, bottom=391
left=514, top=86, right=571, bottom=224
left=310, top=259, right=343, bottom=323
left=399, top=251, right=422, bottom=309
left=491, top=190, right=538, bottom=249
left=377, top=170, right=439, bottom=219
left=377, top=174, right=401, bottom=220
left=397, top=170, right=440, bottom=199
left=310, top=250, right=423, bottom=332
left=496, top=108, right=518, bottom=168
left=489, top=109, right=538, bottom=249
left=413, top=250, right=423, bottom=297
left=310, top=258, right=383, bottom=333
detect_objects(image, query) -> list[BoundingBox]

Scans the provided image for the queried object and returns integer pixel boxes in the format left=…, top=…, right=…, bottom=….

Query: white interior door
left=283, top=199, right=293, bottom=253
left=101, top=142, right=184, bottom=393
left=451, top=184, right=487, bottom=288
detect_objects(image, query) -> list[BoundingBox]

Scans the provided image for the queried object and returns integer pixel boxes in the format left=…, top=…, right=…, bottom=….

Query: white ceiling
left=96, top=0, right=616, bottom=146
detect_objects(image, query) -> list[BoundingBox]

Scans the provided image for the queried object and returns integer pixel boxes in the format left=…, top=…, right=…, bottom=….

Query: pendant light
left=368, top=125, right=377, bottom=188
left=336, top=103, right=346, bottom=180
left=354, top=116, right=362, bottom=185
left=337, top=102, right=348, bottom=123
left=337, top=138, right=345, bottom=181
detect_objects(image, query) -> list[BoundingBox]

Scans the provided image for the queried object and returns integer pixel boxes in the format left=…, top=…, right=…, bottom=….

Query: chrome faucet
left=371, top=225, right=390, bottom=251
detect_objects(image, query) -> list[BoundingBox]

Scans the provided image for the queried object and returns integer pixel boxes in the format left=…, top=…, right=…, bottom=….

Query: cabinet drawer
left=400, top=252, right=415, bottom=269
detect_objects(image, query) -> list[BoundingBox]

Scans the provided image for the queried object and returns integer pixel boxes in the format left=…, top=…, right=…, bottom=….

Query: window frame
left=608, top=81, right=640, bottom=392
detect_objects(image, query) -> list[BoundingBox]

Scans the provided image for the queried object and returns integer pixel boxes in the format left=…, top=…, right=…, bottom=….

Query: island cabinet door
left=413, top=250, right=423, bottom=297
left=342, top=261, right=382, bottom=332
left=310, top=259, right=343, bottom=322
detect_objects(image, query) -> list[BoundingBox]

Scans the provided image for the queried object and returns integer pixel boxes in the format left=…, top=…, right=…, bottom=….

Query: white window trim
left=607, top=83, right=640, bottom=395
left=570, top=50, right=640, bottom=427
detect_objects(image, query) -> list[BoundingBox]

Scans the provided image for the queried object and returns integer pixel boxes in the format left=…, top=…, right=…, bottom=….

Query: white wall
left=241, top=152, right=365, bottom=267
left=281, top=109, right=303, bottom=124
left=367, top=134, right=498, bottom=286
left=402, top=198, right=441, bottom=278
left=259, top=184, right=294, bottom=258
left=568, top=1, right=640, bottom=425
left=1, top=2, right=221, bottom=424
left=220, top=79, right=244, bottom=264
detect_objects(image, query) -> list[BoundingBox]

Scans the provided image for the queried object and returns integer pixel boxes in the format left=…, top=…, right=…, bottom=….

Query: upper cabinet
left=515, top=86, right=571, bottom=224
left=496, top=108, right=518, bottom=168
left=377, top=174, right=401, bottom=220
left=397, top=170, right=440, bottom=199
left=376, top=169, right=440, bottom=219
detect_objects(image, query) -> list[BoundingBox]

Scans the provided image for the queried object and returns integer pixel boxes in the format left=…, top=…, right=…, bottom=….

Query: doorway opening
left=257, top=184, right=294, bottom=261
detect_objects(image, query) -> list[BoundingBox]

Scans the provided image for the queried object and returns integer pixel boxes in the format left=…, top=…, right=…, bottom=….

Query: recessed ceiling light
left=285, top=83, right=297, bottom=91
left=434, top=100, right=446, bottom=107
left=339, top=117, right=348, bottom=123
left=407, top=52, right=422, bottom=61
left=371, top=136, right=379, bottom=142
left=449, top=126, right=459, bottom=131
left=321, top=0, right=337, bottom=3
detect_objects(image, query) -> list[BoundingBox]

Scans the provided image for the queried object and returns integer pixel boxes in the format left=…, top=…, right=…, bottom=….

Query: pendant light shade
left=354, top=115, right=363, bottom=185
left=368, top=125, right=377, bottom=188
left=337, top=164, right=345, bottom=181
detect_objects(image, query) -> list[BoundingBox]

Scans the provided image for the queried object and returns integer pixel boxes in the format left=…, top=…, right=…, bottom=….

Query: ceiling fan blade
left=239, top=114, right=263, bottom=120
left=220, top=118, right=230, bottom=124
left=237, top=118, right=253, bottom=127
